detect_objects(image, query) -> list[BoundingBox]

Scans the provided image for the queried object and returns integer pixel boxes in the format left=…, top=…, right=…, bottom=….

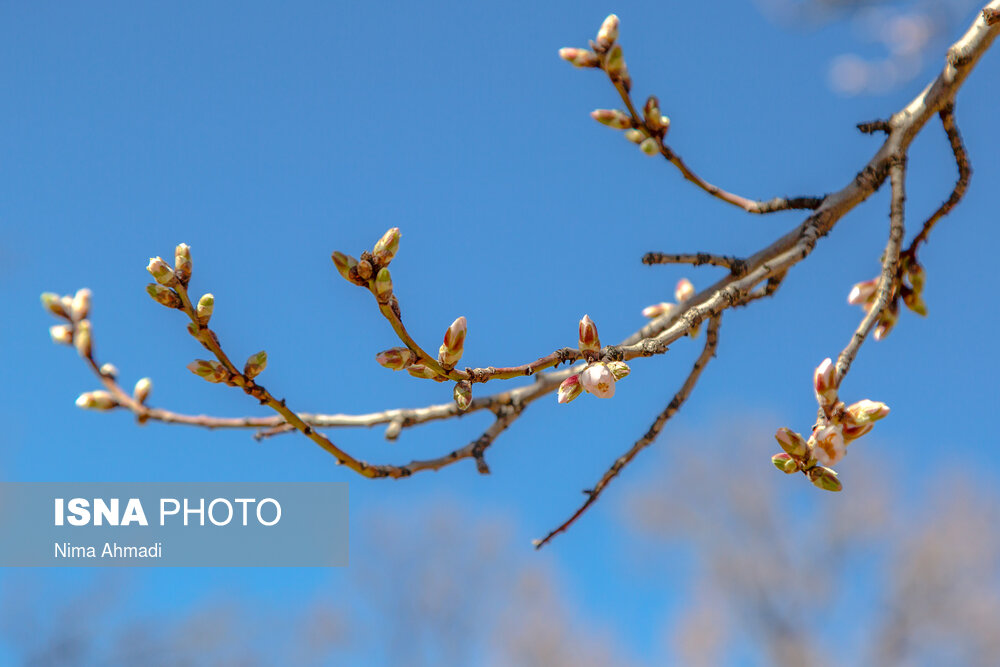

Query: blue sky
left=2, top=1, right=998, bottom=664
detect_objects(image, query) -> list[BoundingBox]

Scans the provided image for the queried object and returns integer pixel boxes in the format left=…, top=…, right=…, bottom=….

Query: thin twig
left=834, top=158, right=907, bottom=385
left=607, top=80, right=824, bottom=215
left=534, top=315, right=722, bottom=549
left=642, top=252, right=747, bottom=275
left=903, top=105, right=971, bottom=258
left=857, top=119, right=892, bottom=134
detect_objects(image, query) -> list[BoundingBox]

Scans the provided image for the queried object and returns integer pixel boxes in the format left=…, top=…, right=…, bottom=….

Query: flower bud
left=146, top=283, right=182, bottom=309
left=607, top=361, right=630, bottom=381
left=847, top=278, right=878, bottom=305
left=243, top=350, right=268, bottom=379
left=644, top=96, right=665, bottom=132
left=49, top=324, right=73, bottom=345
left=658, top=116, right=671, bottom=134
left=407, top=364, right=440, bottom=380
left=453, top=380, right=473, bottom=412
left=624, top=129, right=647, bottom=144
left=196, top=293, right=214, bottom=325
left=71, top=288, right=92, bottom=321
left=774, top=427, right=809, bottom=459
left=373, top=227, right=401, bottom=266
left=187, top=359, right=229, bottom=383
left=133, top=377, right=153, bottom=404
left=605, top=44, right=626, bottom=78
left=384, top=420, right=403, bottom=440
left=580, top=362, right=615, bottom=398
left=100, top=363, right=118, bottom=379
left=331, top=251, right=359, bottom=283
left=41, top=292, right=69, bottom=318
left=590, top=109, right=632, bottom=129
left=674, top=278, right=695, bottom=303
left=903, top=291, right=928, bottom=316
left=771, top=453, right=798, bottom=474
left=174, top=243, right=192, bottom=284
left=557, top=374, right=584, bottom=404
left=811, top=424, right=846, bottom=466
left=874, top=306, right=897, bottom=341
left=596, top=14, right=619, bottom=49
left=374, top=268, right=393, bottom=302
left=639, top=137, right=659, bottom=155
left=376, top=347, right=416, bottom=371
left=147, top=256, right=177, bottom=286
left=813, top=358, right=838, bottom=406
left=578, top=314, right=601, bottom=357
left=844, top=399, right=890, bottom=425
left=74, top=319, right=92, bottom=358
left=438, top=316, right=467, bottom=367
left=842, top=421, right=874, bottom=442
left=642, top=302, right=674, bottom=319
left=76, top=391, right=117, bottom=411
left=356, top=259, right=373, bottom=281
left=907, top=262, right=925, bottom=292
left=558, top=47, right=599, bottom=68
left=808, top=465, right=843, bottom=492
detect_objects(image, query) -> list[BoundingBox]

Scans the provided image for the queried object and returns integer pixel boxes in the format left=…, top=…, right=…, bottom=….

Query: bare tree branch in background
left=624, top=430, right=1000, bottom=667
left=40, top=4, right=1000, bottom=545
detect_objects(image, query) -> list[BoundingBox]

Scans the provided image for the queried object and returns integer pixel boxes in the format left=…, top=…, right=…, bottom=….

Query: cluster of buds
left=642, top=278, right=694, bottom=320
left=144, top=244, right=197, bottom=312
left=771, top=358, right=890, bottom=491
left=847, top=277, right=898, bottom=341
left=374, top=315, right=468, bottom=385
left=590, top=95, right=670, bottom=155
left=559, top=15, right=631, bottom=90
left=847, top=256, right=925, bottom=341
left=557, top=315, right=631, bottom=403
left=44, top=288, right=159, bottom=412
left=589, top=93, right=670, bottom=157
left=624, top=96, right=670, bottom=156
left=332, top=227, right=401, bottom=289
left=643, top=279, right=699, bottom=336
left=560, top=15, right=673, bottom=156
left=41, top=289, right=95, bottom=358
left=770, top=428, right=842, bottom=492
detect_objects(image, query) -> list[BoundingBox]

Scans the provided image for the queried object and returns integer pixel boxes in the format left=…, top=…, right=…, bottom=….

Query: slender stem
left=903, top=105, right=970, bottom=257
left=642, top=252, right=747, bottom=274
left=834, top=158, right=907, bottom=385
left=609, top=82, right=823, bottom=215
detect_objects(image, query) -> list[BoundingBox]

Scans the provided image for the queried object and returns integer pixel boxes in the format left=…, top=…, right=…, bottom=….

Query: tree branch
left=642, top=252, right=748, bottom=275
left=534, top=315, right=722, bottom=549
left=43, top=3, right=1000, bottom=539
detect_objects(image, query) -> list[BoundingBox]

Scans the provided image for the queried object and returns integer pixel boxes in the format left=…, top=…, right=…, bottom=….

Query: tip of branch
left=856, top=119, right=891, bottom=135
